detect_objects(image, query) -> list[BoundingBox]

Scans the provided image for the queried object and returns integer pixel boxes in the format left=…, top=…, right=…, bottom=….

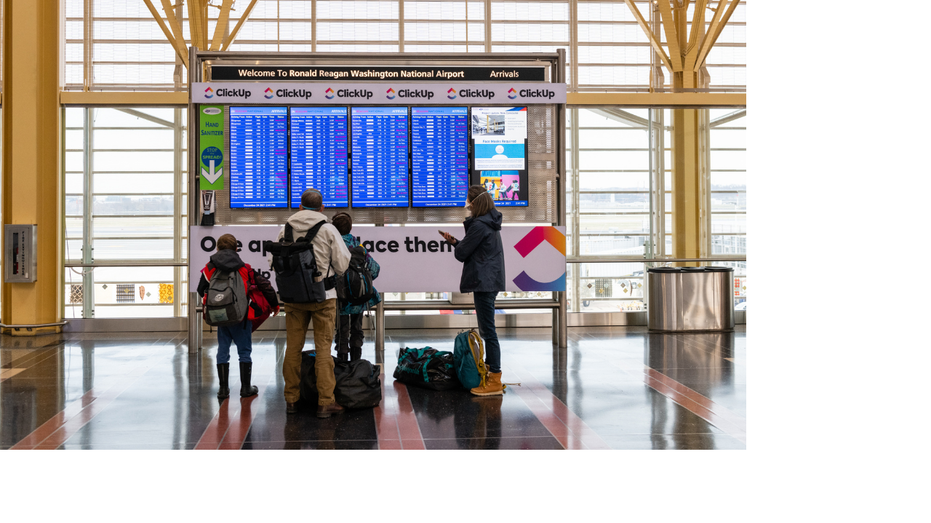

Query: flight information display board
left=290, top=107, right=349, bottom=208
left=229, top=106, right=289, bottom=208
left=471, top=106, right=528, bottom=207
left=411, top=106, right=469, bottom=207
left=350, top=107, right=410, bottom=208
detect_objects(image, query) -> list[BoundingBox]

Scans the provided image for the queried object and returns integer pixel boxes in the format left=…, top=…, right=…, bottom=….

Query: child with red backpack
left=197, top=233, right=279, bottom=399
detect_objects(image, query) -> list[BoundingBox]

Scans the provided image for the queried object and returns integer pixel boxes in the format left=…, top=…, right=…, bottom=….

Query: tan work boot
left=470, top=372, right=505, bottom=396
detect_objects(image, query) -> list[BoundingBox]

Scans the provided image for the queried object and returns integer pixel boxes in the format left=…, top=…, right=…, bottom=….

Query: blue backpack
left=453, top=329, right=488, bottom=390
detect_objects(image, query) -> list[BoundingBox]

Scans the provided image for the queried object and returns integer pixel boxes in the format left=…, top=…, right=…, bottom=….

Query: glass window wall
left=64, top=107, right=188, bottom=319
left=63, top=0, right=745, bottom=92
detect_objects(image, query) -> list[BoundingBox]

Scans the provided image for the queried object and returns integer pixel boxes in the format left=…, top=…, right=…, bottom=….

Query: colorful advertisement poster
left=199, top=105, right=225, bottom=190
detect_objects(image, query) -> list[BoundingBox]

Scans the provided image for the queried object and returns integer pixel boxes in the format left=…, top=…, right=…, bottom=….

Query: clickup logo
left=386, top=88, right=396, bottom=100
left=508, top=88, right=518, bottom=99
left=204, top=87, right=215, bottom=99
left=447, top=88, right=457, bottom=100
left=264, top=88, right=274, bottom=99
left=512, top=227, right=567, bottom=291
left=325, top=88, right=335, bottom=99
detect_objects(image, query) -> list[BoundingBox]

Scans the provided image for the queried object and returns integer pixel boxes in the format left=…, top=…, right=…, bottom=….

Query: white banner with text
left=189, top=225, right=566, bottom=293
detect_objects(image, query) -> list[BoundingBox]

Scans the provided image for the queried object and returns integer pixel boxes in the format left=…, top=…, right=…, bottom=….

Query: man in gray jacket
left=277, top=188, right=351, bottom=417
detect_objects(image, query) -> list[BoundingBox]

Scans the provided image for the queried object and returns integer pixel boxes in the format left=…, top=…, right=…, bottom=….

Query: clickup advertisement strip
left=189, top=225, right=565, bottom=293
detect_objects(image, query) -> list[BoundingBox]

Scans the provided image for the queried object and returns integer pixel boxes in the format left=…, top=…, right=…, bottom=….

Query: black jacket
left=197, top=249, right=279, bottom=310
left=454, top=209, right=506, bottom=293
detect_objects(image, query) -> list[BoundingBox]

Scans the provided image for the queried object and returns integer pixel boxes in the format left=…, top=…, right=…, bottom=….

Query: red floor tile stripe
left=506, top=364, right=612, bottom=450
left=217, top=395, right=261, bottom=450
left=644, top=368, right=747, bottom=443
left=372, top=376, right=402, bottom=449
left=373, top=378, right=425, bottom=450
left=195, top=396, right=244, bottom=449
left=196, top=354, right=276, bottom=450
left=10, top=388, right=99, bottom=449
left=12, top=361, right=155, bottom=450
left=216, top=367, right=278, bottom=450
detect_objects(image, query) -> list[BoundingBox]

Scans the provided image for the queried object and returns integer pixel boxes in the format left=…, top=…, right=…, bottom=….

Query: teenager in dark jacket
left=197, top=233, right=279, bottom=400
left=440, top=185, right=507, bottom=396
left=331, top=212, right=382, bottom=363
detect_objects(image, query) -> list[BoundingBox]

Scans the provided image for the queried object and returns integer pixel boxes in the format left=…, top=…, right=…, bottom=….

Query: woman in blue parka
left=440, top=185, right=506, bottom=396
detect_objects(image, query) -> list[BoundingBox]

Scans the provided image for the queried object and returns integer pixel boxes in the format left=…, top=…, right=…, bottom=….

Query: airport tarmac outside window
left=64, top=107, right=188, bottom=319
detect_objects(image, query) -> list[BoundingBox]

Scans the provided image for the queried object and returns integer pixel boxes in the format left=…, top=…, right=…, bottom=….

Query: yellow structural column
left=670, top=24, right=707, bottom=266
left=671, top=103, right=705, bottom=265
left=1, top=0, right=63, bottom=335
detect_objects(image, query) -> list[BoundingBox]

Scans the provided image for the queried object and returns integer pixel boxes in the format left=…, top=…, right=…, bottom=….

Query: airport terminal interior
left=1, top=0, right=747, bottom=453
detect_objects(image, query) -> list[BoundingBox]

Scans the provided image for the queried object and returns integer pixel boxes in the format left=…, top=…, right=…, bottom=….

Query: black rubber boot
left=239, top=362, right=259, bottom=398
left=217, top=363, right=230, bottom=399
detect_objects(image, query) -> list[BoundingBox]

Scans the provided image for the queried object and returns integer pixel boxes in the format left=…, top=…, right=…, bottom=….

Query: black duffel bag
left=300, top=351, right=382, bottom=409
left=393, top=347, right=461, bottom=391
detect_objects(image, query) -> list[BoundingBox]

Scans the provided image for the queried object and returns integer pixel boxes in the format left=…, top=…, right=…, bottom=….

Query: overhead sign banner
left=210, top=65, right=547, bottom=82
left=192, top=82, right=566, bottom=105
left=198, top=105, right=225, bottom=190
left=189, top=225, right=566, bottom=293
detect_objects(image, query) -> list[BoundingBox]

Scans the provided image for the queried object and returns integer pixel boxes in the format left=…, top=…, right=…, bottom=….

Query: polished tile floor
left=0, top=325, right=746, bottom=450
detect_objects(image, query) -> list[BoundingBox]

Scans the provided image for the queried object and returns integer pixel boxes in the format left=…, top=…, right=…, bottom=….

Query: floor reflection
left=1, top=326, right=745, bottom=450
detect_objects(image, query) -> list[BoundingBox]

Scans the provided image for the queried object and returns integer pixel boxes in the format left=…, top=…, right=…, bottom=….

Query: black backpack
left=203, top=264, right=248, bottom=327
left=264, top=221, right=336, bottom=304
left=339, top=246, right=378, bottom=306
left=300, top=351, right=382, bottom=409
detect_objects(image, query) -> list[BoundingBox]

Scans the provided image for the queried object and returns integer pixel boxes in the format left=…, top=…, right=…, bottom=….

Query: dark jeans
left=472, top=291, right=501, bottom=374
left=337, top=312, right=364, bottom=361
left=217, top=319, right=253, bottom=364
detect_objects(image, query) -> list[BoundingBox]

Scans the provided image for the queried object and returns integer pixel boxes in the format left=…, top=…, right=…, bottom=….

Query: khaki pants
left=283, top=299, right=337, bottom=405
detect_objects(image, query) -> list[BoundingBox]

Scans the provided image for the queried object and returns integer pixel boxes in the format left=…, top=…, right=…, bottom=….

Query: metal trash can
left=647, top=266, right=734, bottom=331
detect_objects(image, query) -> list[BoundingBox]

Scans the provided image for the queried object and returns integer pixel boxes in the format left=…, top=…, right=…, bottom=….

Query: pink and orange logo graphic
left=386, top=88, right=396, bottom=100
left=507, top=88, right=518, bottom=99
left=204, top=87, right=215, bottom=98
left=512, top=227, right=566, bottom=291
left=264, top=88, right=274, bottom=99
left=325, top=88, right=335, bottom=99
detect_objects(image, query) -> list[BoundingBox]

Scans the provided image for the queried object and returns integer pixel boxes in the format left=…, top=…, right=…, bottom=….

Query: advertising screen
left=350, top=107, right=410, bottom=208
left=229, top=106, right=289, bottom=208
left=290, top=107, right=349, bottom=208
left=411, top=106, right=470, bottom=207
left=471, top=106, right=528, bottom=207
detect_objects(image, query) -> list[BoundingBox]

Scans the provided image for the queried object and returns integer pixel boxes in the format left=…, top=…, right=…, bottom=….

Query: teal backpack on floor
left=453, top=329, right=487, bottom=390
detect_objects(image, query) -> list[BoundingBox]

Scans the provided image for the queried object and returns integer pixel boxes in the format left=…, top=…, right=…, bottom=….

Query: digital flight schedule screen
left=290, top=107, right=349, bottom=208
left=411, top=106, right=469, bottom=207
left=229, top=106, right=288, bottom=208
left=350, top=107, right=410, bottom=208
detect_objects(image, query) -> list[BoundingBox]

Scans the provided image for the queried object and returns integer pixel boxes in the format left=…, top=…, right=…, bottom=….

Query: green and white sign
left=199, top=105, right=225, bottom=190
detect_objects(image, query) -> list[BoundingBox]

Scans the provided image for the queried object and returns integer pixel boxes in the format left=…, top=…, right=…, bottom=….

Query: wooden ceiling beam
left=222, top=0, right=261, bottom=52
left=144, top=0, right=189, bottom=67
left=210, top=0, right=235, bottom=51
left=694, top=0, right=741, bottom=71
left=657, top=0, right=684, bottom=72
left=623, top=0, right=674, bottom=72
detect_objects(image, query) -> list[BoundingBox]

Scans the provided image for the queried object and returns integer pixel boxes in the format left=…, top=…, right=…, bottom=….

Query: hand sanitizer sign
left=199, top=106, right=225, bottom=190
